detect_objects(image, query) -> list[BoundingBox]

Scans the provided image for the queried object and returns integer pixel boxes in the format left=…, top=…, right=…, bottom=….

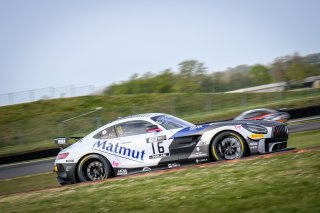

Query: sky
left=0, top=0, right=320, bottom=94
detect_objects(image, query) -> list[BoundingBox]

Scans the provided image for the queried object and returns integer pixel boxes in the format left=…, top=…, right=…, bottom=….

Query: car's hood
left=170, top=119, right=282, bottom=139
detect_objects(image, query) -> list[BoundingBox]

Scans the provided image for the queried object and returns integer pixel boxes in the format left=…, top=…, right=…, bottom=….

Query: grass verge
left=0, top=149, right=319, bottom=212
left=0, top=172, right=58, bottom=196
left=288, top=129, right=320, bottom=148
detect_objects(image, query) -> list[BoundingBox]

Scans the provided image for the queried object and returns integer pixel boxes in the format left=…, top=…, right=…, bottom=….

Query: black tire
left=77, top=154, right=111, bottom=182
left=211, top=131, right=246, bottom=161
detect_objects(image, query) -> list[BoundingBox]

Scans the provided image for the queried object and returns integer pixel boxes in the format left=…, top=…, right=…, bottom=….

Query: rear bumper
left=54, top=163, right=77, bottom=184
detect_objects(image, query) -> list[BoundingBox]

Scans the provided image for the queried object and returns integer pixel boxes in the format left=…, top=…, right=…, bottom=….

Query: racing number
left=151, top=141, right=164, bottom=154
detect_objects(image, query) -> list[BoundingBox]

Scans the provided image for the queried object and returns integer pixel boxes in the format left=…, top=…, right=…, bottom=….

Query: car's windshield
left=151, top=115, right=194, bottom=130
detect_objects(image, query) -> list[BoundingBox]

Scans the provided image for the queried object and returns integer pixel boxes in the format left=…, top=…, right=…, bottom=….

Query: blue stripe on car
left=170, top=124, right=210, bottom=139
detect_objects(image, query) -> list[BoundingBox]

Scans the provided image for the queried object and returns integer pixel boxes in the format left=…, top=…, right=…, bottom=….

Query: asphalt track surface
left=0, top=118, right=319, bottom=180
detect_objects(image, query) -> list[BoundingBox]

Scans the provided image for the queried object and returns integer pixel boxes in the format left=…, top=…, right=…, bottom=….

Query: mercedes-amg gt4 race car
left=53, top=113, right=290, bottom=184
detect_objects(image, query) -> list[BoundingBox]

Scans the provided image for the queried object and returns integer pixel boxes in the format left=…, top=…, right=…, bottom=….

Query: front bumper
left=54, top=163, right=77, bottom=185
left=247, top=123, right=289, bottom=154
left=247, top=138, right=289, bottom=154
left=265, top=139, right=288, bottom=152
left=263, top=139, right=289, bottom=153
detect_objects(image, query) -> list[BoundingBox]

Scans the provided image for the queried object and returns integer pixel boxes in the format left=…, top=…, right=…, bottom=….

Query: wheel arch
left=75, top=153, right=115, bottom=182
left=208, top=130, right=250, bottom=160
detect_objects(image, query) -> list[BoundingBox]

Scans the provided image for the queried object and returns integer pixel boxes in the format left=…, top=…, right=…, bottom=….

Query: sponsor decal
left=66, top=159, right=74, bottom=163
left=250, top=134, right=264, bottom=139
left=93, top=141, right=145, bottom=162
left=190, top=146, right=207, bottom=158
left=157, top=135, right=166, bottom=141
left=168, top=163, right=180, bottom=168
left=235, top=125, right=241, bottom=129
left=149, top=153, right=170, bottom=159
left=198, top=141, right=207, bottom=146
left=249, top=141, right=258, bottom=149
left=147, top=137, right=157, bottom=143
left=117, top=169, right=127, bottom=176
left=142, top=167, right=151, bottom=172
left=171, top=125, right=209, bottom=139
left=112, top=161, right=120, bottom=167
left=146, top=135, right=167, bottom=143
left=189, top=125, right=203, bottom=130
left=192, top=152, right=207, bottom=157
left=196, top=158, right=208, bottom=163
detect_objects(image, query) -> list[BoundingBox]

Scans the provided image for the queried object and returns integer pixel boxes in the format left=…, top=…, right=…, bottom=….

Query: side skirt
left=113, top=157, right=210, bottom=177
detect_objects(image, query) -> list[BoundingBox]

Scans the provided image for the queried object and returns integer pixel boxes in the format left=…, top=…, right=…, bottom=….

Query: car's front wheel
left=77, top=154, right=111, bottom=182
left=211, top=131, right=246, bottom=161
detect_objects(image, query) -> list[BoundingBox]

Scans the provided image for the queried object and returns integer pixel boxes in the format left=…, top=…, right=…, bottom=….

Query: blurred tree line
left=105, top=52, right=320, bottom=94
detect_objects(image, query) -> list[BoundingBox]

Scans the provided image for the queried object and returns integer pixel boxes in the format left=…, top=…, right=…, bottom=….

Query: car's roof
left=116, top=113, right=164, bottom=121
left=87, top=113, right=165, bottom=137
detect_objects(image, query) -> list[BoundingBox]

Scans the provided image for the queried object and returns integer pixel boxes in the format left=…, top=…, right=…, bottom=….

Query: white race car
left=53, top=113, right=289, bottom=184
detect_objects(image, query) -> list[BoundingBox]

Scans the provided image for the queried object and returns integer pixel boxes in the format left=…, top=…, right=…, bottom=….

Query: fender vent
left=175, top=135, right=202, bottom=144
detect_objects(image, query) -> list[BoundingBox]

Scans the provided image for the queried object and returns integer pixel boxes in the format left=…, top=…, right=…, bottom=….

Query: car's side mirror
left=146, top=125, right=162, bottom=133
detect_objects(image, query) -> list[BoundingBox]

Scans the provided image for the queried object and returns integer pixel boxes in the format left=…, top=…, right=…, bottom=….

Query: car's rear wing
left=53, top=136, right=83, bottom=150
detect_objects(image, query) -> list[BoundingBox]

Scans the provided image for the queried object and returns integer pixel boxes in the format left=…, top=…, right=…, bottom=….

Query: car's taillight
left=57, top=152, right=69, bottom=159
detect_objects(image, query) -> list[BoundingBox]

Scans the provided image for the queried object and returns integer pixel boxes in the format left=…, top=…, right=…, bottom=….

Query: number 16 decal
left=149, top=141, right=170, bottom=159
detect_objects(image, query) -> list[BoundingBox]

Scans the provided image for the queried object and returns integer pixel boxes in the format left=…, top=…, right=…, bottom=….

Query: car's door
left=91, top=125, right=122, bottom=168
left=115, top=120, right=178, bottom=168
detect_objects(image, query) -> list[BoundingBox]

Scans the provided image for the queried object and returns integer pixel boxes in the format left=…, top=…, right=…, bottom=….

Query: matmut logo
left=93, top=141, right=145, bottom=162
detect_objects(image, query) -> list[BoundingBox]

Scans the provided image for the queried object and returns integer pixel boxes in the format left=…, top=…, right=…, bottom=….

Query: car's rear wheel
left=211, top=131, right=246, bottom=161
left=77, top=154, right=111, bottom=182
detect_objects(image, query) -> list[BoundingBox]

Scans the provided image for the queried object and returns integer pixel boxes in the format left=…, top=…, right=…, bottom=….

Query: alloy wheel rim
left=85, top=161, right=106, bottom=181
left=217, top=137, right=242, bottom=160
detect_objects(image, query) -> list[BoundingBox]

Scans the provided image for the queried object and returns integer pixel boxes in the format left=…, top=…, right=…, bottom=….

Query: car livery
left=54, top=113, right=290, bottom=184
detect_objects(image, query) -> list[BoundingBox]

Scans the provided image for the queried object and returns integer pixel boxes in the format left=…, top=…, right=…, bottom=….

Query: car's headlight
left=242, top=124, right=268, bottom=134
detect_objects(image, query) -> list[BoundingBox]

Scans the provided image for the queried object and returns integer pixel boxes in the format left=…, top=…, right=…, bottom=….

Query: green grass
left=0, top=90, right=320, bottom=156
left=289, top=130, right=320, bottom=148
left=0, top=172, right=58, bottom=195
left=0, top=150, right=319, bottom=212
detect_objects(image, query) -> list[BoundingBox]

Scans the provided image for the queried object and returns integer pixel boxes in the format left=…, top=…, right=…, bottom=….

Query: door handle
left=120, top=141, right=132, bottom=144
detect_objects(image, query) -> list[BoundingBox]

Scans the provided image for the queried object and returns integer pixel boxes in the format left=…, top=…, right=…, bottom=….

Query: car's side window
left=115, top=120, right=153, bottom=137
left=93, top=126, right=117, bottom=139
